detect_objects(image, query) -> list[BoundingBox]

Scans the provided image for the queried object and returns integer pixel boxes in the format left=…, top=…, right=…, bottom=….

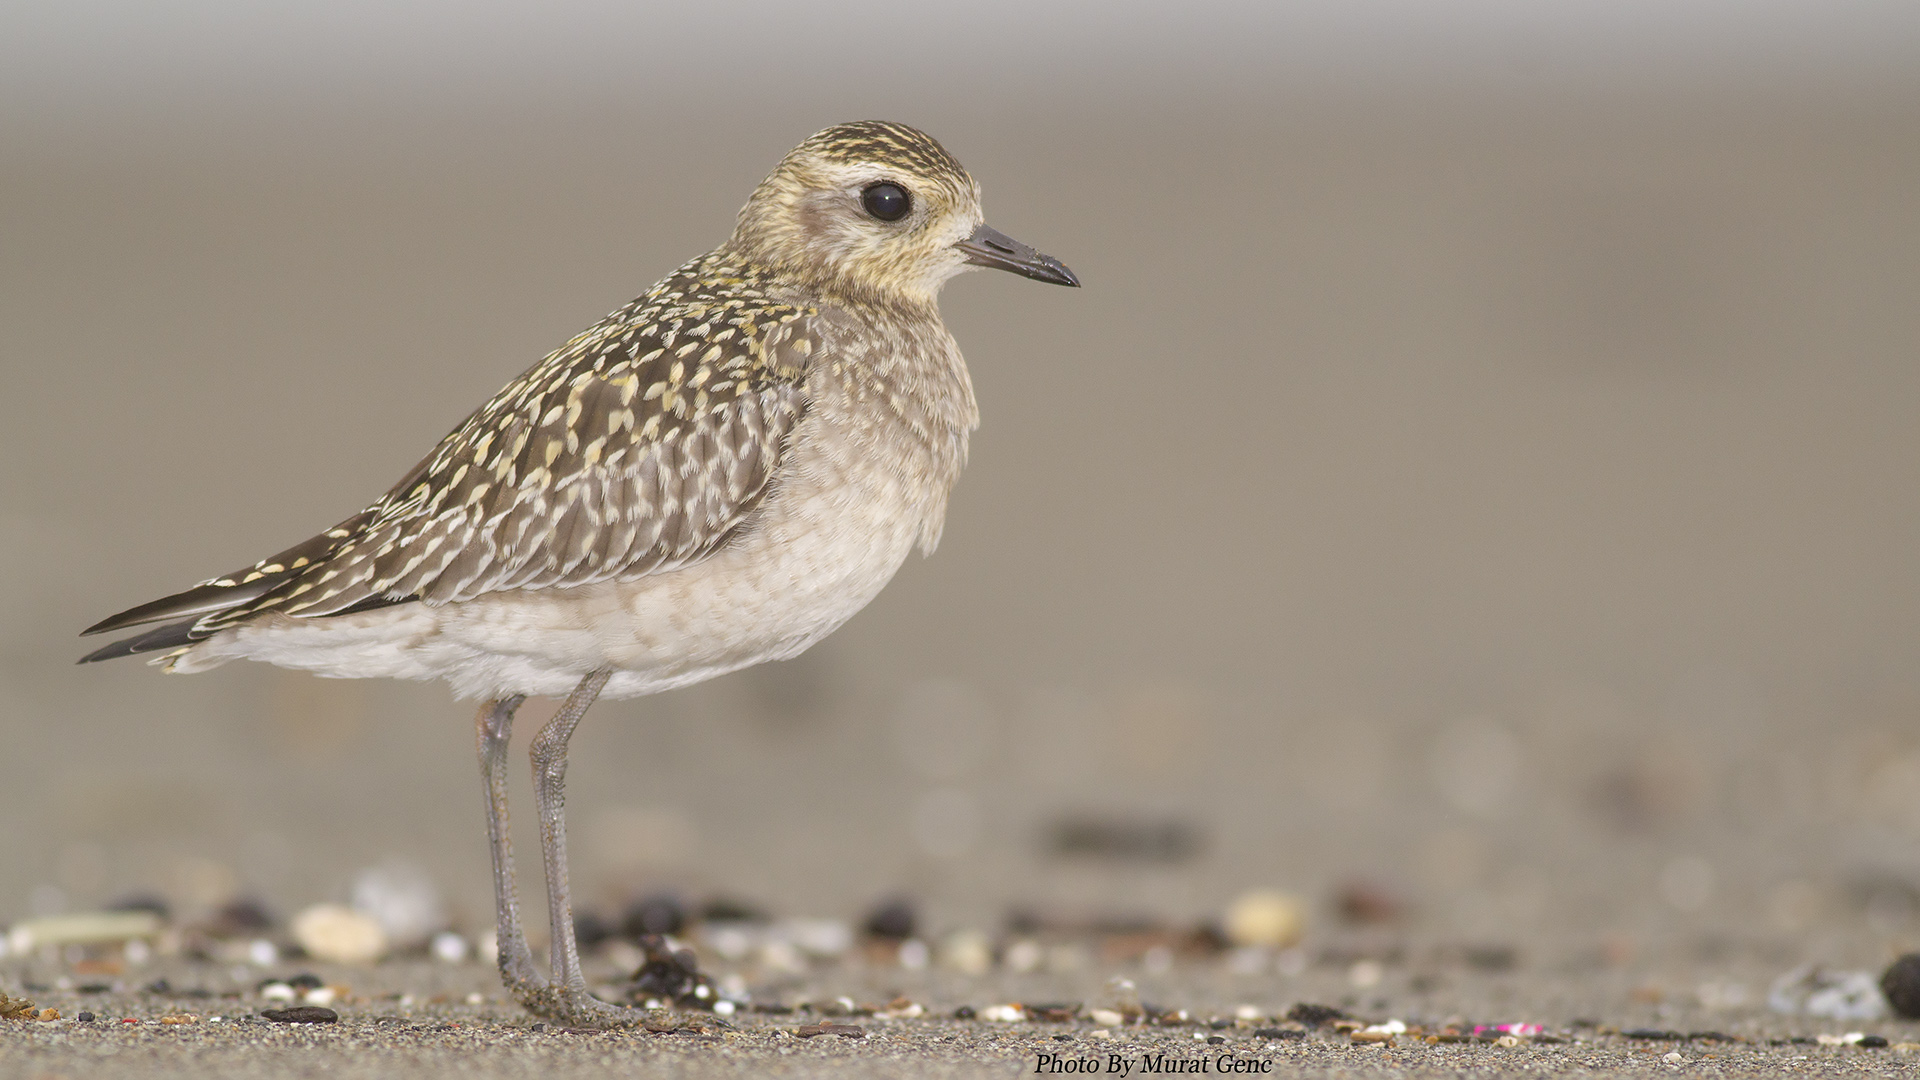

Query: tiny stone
left=1287, top=1003, right=1346, bottom=1028
left=430, top=931, right=469, bottom=963
left=261, top=1006, right=339, bottom=1024
left=863, top=897, right=916, bottom=940
left=1206, top=1035, right=1227, bottom=1045
left=291, top=904, right=388, bottom=965
left=1882, top=954, right=1920, bottom=1019
left=953, top=1006, right=976, bottom=1019
left=1663, top=1051, right=1685, bottom=1063
left=77, top=1012, right=95, bottom=1023
left=1222, top=889, right=1305, bottom=949
left=1090, top=1009, right=1125, bottom=1027
left=1861, top=1034, right=1889, bottom=1048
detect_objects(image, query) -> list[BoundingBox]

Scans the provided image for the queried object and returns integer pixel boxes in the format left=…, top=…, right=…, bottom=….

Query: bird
left=79, top=120, right=1076, bottom=1026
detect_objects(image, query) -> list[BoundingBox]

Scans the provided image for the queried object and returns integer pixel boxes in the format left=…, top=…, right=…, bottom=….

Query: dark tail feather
left=77, top=618, right=202, bottom=664
left=81, top=578, right=276, bottom=638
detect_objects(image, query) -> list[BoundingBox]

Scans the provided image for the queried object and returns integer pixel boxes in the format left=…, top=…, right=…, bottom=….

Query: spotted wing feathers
left=82, top=257, right=817, bottom=661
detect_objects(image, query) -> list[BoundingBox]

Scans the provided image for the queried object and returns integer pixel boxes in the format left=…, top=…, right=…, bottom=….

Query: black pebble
left=1882, top=953, right=1920, bottom=1019
left=1209, top=1018, right=1232, bottom=1030
left=1623, top=1028, right=1683, bottom=1041
left=1286, top=1003, right=1347, bottom=1028
left=863, top=897, right=916, bottom=940
left=76, top=1012, right=95, bottom=1023
left=261, top=1006, right=339, bottom=1024
left=1861, top=1035, right=1889, bottom=1048
left=1054, top=1034, right=1074, bottom=1041
left=953, top=1006, right=976, bottom=1019
left=1206, top=1035, right=1227, bottom=1045
left=286, top=973, right=324, bottom=990
left=1253, top=1028, right=1304, bottom=1040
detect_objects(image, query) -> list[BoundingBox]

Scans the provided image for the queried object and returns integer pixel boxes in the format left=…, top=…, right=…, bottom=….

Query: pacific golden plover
left=81, top=121, right=1078, bottom=1026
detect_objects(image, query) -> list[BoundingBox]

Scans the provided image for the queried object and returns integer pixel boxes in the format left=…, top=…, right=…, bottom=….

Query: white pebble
left=785, top=918, right=852, bottom=958
left=1088, top=1029, right=1113, bottom=1041
left=1234, top=1004, right=1262, bottom=1021
left=261, top=983, right=297, bottom=1002
left=465, top=992, right=484, bottom=1005
left=303, top=986, right=336, bottom=1007
left=897, top=939, right=930, bottom=970
left=1004, top=939, right=1043, bottom=973
left=1090, top=1009, right=1125, bottom=1027
left=1663, top=1050, right=1684, bottom=1063
left=981, top=1004, right=1024, bottom=1022
left=292, top=903, right=388, bottom=965
left=430, top=931, right=469, bottom=963
left=939, top=930, right=993, bottom=976
left=713, top=1000, right=736, bottom=1017
left=1223, top=890, right=1305, bottom=949
left=350, top=861, right=447, bottom=951
left=247, top=939, right=278, bottom=966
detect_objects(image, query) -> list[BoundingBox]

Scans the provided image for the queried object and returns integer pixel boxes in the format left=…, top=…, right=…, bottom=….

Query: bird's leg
left=526, top=669, right=645, bottom=1026
left=474, top=694, right=548, bottom=1007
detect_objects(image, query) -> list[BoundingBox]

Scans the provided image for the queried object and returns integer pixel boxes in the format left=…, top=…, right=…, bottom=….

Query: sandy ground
left=6, top=937, right=1920, bottom=1079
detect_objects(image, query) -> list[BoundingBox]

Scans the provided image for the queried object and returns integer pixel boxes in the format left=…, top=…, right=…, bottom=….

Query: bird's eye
left=861, top=182, right=911, bottom=222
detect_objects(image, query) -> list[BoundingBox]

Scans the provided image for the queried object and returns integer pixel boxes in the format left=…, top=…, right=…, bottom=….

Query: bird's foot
left=518, top=984, right=707, bottom=1030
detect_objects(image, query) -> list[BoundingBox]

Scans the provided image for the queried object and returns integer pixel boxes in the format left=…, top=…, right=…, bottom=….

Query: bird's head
left=729, top=121, right=1078, bottom=308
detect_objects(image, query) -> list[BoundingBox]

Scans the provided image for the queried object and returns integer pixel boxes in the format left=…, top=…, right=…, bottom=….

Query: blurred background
left=3, top=1, right=1919, bottom=964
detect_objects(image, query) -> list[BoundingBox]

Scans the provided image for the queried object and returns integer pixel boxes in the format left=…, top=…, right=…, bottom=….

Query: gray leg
left=474, top=695, right=547, bottom=1006
left=526, top=669, right=645, bottom=1025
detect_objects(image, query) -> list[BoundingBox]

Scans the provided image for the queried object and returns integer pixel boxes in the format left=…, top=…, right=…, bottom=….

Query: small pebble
left=1496, top=1035, right=1522, bottom=1048
left=1088, top=1030, right=1113, bottom=1041
left=260, top=1006, right=339, bottom=1024
left=76, top=1012, right=95, bottom=1023
left=1663, top=1051, right=1685, bottom=1063
left=980, top=1004, right=1024, bottom=1023
left=953, top=1006, right=976, bottom=1020
left=291, top=904, right=387, bottom=965
left=1351, top=1030, right=1393, bottom=1045
left=1222, top=890, right=1305, bottom=949
left=897, top=939, right=930, bottom=970
left=1882, top=954, right=1920, bottom=1019
left=794, top=1023, right=864, bottom=1039
left=939, top=930, right=993, bottom=976
left=863, top=897, right=916, bottom=940
left=1090, top=1009, right=1125, bottom=1027
left=1206, top=1035, right=1227, bottom=1045
left=430, top=931, right=469, bottom=963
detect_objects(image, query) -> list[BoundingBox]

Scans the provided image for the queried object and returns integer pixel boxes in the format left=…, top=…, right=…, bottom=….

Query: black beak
left=956, top=224, right=1080, bottom=287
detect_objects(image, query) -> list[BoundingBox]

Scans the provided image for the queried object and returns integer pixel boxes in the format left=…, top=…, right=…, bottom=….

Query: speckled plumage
left=82, top=120, right=1076, bottom=1025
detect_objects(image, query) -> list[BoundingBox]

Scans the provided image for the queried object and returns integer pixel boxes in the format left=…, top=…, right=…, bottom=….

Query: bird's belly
left=429, top=459, right=933, bottom=700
